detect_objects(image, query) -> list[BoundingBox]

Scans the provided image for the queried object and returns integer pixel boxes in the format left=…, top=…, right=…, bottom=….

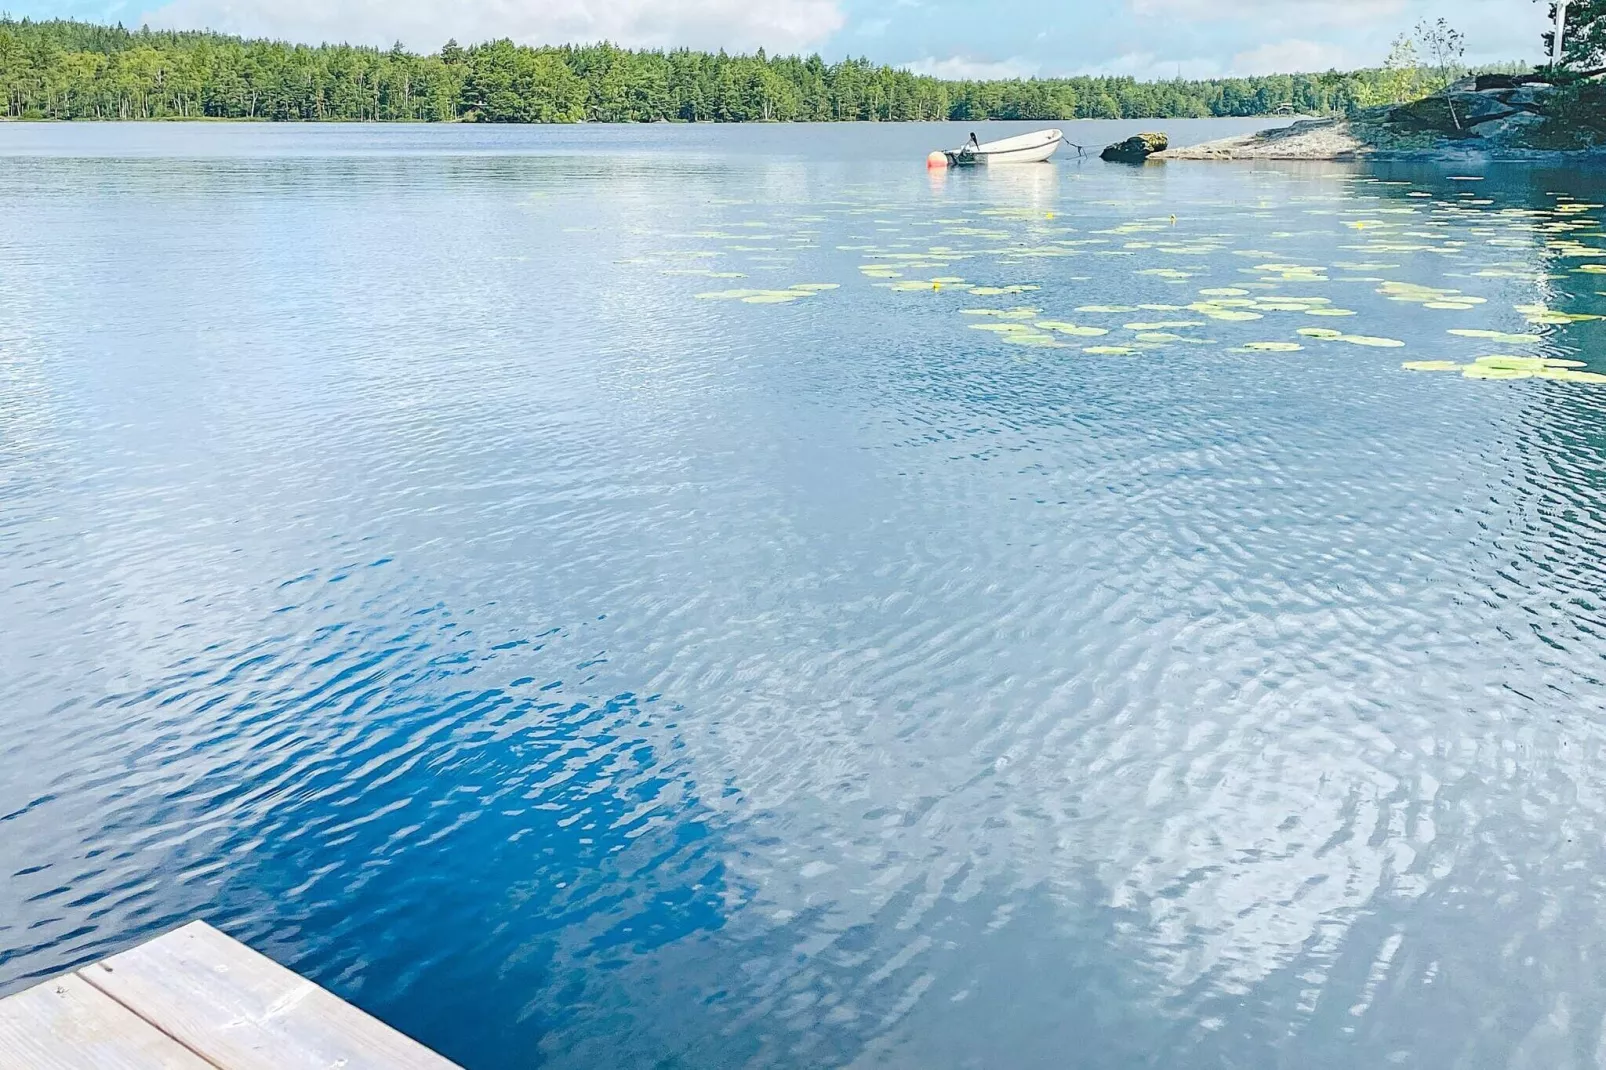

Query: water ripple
left=3, top=126, right=1606, bottom=1068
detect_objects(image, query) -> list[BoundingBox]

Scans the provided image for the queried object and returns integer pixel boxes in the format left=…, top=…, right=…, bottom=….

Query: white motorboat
left=940, top=128, right=1064, bottom=167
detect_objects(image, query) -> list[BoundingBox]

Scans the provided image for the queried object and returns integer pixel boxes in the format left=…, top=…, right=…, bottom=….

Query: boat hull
left=976, top=129, right=1063, bottom=164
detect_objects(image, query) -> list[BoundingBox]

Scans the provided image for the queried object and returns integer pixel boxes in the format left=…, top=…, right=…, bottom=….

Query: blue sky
left=12, top=0, right=1548, bottom=77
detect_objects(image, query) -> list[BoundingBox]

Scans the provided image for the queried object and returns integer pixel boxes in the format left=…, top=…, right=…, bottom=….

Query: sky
left=14, top=0, right=1550, bottom=79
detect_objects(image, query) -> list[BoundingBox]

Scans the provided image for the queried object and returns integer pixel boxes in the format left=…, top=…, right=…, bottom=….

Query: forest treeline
left=0, top=18, right=1484, bottom=123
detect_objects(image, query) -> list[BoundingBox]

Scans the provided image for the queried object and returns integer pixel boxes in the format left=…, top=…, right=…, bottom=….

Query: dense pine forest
left=0, top=18, right=1432, bottom=123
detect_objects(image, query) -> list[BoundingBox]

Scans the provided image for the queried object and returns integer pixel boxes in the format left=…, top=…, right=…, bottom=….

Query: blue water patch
left=4, top=122, right=1606, bottom=1068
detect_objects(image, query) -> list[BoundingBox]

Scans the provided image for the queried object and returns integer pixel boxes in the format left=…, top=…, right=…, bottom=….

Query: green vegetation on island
left=1160, top=12, right=1606, bottom=159
left=0, top=17, right=1482, bottom=123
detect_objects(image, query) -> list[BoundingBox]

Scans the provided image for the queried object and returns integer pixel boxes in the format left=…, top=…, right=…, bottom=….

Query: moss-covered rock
left=1100, top=132, right=1168, bottom=162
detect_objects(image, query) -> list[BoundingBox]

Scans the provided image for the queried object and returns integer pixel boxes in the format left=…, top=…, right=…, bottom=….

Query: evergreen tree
left=0, top=16, right=1425, bottom=124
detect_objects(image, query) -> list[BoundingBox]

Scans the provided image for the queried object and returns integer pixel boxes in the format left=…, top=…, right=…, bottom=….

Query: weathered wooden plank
left=0, top=971, right=217, bottom=1070
left=79, top=922, right=460, bottom=1070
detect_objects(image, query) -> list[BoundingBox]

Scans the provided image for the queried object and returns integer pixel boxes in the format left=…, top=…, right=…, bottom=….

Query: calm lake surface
left=3, top=119, right=1606, bottom=1068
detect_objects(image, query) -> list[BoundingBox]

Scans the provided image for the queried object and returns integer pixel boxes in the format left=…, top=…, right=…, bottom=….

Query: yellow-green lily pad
left=1473, top=355, right=1547, bottom=371
left=1338, top=334, right=1406, bottom=347
left=1034, top=321, right=1110, bottom=337
left=1447, top=329, right=1542, bottom=344
left=1463, top=365, right=1533, bottom=379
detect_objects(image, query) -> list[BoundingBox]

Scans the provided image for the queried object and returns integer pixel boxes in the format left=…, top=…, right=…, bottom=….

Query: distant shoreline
left=1, top=17, right=1455, bottom=125
left=0, top=115, right=1293, bottom=125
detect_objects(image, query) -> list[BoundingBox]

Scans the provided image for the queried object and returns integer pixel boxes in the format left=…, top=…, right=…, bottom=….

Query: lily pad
left=1240, top=342, right=1304, bottom=352
left=1474, top=355, right=1547, bottom=371
left=1463, top=366, right=1533, bottom=379
left=1034, top=321, right=1110, bottom=337
left=1447, top=329, right=1542, bottom=344
left=1473, top=355, right=1589, bottom=372
left=1083, top=346, right=1136, bottom=355
left=1515, top=304, right=1602, bottom=324
left=1296, top=327, right=1345, bottom=339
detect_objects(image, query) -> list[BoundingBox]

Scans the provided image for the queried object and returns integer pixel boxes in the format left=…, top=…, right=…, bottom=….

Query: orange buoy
left=926, top=151, right=947, bottom=169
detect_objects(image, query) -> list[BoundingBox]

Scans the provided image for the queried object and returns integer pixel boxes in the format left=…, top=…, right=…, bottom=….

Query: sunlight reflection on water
left=2, top=123, right=1606, bottom=1069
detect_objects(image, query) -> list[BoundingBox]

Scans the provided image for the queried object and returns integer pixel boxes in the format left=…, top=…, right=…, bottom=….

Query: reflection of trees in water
left=1369, top=165, right=1606, bottom=598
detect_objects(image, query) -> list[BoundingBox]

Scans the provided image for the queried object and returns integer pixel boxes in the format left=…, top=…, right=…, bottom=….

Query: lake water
left=3, top=119, right=1606, bottom=1068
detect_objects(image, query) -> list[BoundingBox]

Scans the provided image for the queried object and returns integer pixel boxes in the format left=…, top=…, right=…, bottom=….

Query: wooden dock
left=0, top=921, right=461, bottom=1069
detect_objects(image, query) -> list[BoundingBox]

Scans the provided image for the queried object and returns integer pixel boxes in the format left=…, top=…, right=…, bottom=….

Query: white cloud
left=1130, top=0, right=1404, bottom=27
left=905, top=55, right=1040, bottom=79
left=139, top=0, right=847, bottom=53
left=1126, top=0, right=1548, bottom=66
left=1229, top=38, right=1355, bottom=74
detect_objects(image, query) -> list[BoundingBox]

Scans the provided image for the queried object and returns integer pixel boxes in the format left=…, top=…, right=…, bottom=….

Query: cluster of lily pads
left=962, top=306, right=1114, bottom=349
left=627, top=181, right=1606, bottom=388
left=1404, top=355, right=1606, bottom=382
left=1378, top=281, right=1486, bottom=310
left=695, top=283, right=839, bottom=304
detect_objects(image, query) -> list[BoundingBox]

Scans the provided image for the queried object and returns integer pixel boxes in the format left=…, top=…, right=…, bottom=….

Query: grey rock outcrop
left=1392, top=91, right=1520, bottom=131
left=1469, top=111, right=1546, bottom=140
left=1378, top=80, right=1566, bottom=148
left=1500, top=84, right=1556, bottom=110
